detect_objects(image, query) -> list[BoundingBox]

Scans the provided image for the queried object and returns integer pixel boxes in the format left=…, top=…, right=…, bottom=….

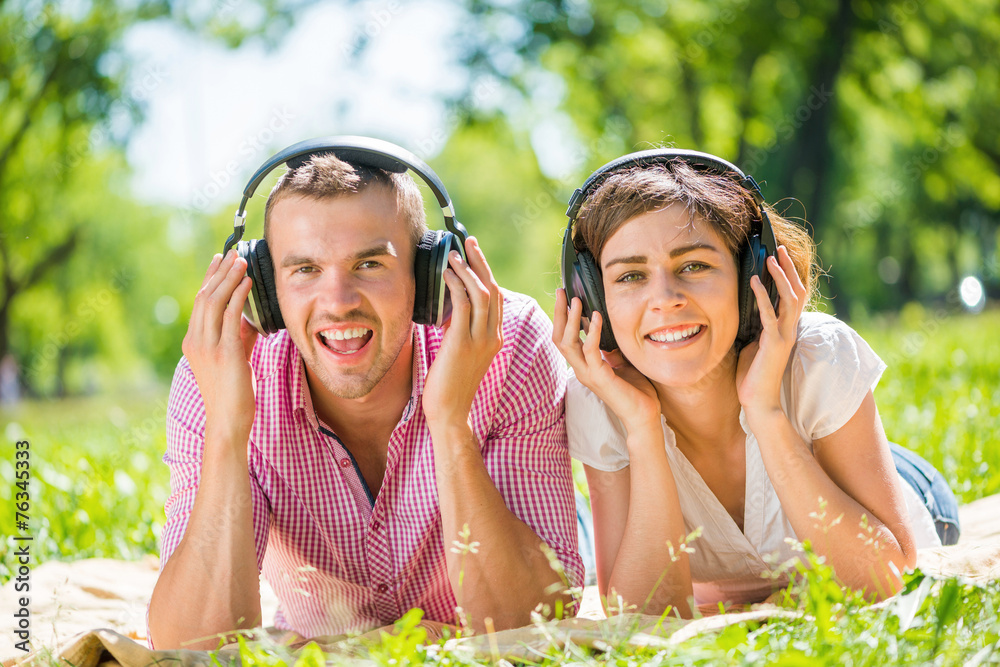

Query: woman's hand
left=736, top=245, right=808, bottom=418
left=553, top=289, right=661, bottom=439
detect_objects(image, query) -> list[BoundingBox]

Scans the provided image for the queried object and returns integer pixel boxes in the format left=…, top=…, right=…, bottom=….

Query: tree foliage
left=0, top=0, right=312, bottom=396
left=448, top=0, right=1000, bottom=316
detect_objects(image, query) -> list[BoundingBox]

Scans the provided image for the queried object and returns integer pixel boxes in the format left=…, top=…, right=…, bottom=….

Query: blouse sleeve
left=565, top=370, right=632, bottom=472
left=786, top=312, right=887, bottom=441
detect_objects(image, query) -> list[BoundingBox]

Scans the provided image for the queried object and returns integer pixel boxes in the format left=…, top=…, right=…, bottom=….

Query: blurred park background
left=1, top=0, right=998, bottom=575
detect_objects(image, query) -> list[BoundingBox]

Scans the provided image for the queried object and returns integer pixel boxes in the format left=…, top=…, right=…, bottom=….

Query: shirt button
left=339, top=459, right=351, bottom=469
left=371, top=519, right=381, bottom=531
left=377, top=583, right=389, bottom=594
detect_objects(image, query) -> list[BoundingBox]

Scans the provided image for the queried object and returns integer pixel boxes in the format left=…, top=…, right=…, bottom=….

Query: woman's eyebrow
left=603, top=243, right=722, bottom=270
left=603, top=254, right=646, bottom=270
left=669, top=242, right=722, bottom=258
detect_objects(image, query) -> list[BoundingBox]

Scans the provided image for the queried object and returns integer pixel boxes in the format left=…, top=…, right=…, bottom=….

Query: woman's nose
left=649, top=271, right=687, bottom=310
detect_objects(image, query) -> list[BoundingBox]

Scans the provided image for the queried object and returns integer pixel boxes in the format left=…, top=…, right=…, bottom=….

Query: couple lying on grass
left=147, top=138, right=959, bottom=650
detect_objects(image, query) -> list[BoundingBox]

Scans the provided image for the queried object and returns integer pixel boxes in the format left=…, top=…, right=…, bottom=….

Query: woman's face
left=601, top=203, right=740, bottom=389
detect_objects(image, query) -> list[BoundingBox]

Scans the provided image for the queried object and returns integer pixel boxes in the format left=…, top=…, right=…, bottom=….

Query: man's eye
left=294, top=266, right=316, bottom=274
left=358, top=260, right=382, bottom=270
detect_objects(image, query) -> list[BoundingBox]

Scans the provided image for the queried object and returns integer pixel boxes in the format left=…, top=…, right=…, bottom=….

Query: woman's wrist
left=624, top=418, right=666, bottom=455
left=744, top=406, right=794, bottom=447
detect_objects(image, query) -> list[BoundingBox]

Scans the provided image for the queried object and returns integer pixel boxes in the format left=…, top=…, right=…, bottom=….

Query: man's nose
left=322, top=271, right=364, bottom=312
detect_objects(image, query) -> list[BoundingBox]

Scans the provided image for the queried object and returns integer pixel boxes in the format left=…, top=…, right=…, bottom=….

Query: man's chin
left=311, top=365, right=382, bottom=401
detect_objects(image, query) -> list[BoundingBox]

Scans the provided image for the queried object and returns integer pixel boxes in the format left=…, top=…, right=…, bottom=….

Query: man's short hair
left=263, top=153, right=428, bottom=246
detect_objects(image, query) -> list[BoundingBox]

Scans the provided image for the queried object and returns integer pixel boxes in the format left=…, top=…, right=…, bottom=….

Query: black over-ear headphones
left=561, top=148, right=779, bottom=352
left=223, top=136, right=469, bottom=335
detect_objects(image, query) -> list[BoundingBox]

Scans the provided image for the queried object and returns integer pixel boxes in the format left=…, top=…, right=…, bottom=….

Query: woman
left=554, top=149, right=959, bottom=617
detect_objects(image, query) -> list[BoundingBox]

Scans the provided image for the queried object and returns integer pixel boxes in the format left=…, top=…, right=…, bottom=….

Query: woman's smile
left=645, top=323, right=706, bottom=345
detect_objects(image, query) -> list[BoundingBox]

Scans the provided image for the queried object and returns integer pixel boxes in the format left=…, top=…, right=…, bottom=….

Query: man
left=147, top=152, right=582, bottom=649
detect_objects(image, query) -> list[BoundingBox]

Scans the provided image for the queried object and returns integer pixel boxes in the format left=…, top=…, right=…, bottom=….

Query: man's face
left=268, top=188, right=415, bottom=400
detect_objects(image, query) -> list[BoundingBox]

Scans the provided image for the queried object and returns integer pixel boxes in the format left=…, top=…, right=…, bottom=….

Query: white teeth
left=649, top=325, right=702, bottom=343
left=319, top=327, right=371, bottom=341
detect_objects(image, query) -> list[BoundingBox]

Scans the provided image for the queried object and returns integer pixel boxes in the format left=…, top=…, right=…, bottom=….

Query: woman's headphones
left=560, top=148, right=779, bottom=352
left=223, top=136, right=469, bottom=335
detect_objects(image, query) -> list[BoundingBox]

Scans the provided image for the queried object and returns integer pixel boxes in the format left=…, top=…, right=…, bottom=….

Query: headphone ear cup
left=736, top=236, right=762, bottom=350
left=413, top=230, right=441, bottom=326
left=576, top=250, right=618, bottom=352
left=238, top=240, right=266, bottom=335
left=247, top=238, right=284, bottom=334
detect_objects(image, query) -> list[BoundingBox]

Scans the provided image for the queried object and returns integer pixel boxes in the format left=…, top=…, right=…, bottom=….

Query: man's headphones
left=223, top=136, right=469, bottom=335
left=560, top=148, right=779, bottom=352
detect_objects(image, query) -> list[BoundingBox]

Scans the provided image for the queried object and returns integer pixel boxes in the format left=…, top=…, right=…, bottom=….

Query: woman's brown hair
left=574, top=160, right=818, bottom=305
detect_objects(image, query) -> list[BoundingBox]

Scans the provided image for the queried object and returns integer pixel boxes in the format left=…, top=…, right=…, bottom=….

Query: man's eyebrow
left=281, top=254, right=316, bottom=269
left=602, top=243, right=722, bottom=270
left=279, top=242, right=398, bottom=269
left=354, top=242, right=397, bottom=261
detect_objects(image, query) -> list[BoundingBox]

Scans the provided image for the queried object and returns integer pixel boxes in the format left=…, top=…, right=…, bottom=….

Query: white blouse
left=567, top=312, right=940, bottom=607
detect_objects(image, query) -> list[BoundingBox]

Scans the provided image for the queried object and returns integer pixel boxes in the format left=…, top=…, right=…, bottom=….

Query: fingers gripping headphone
left=560, top=148, right=779, bottom=352
left=223, top=136, right=469, bottom=335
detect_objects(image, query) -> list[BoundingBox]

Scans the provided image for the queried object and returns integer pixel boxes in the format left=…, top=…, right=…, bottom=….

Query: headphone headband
left=566, top=148, right=766, bottom=220
left=224, top=135, right=467, bottom=254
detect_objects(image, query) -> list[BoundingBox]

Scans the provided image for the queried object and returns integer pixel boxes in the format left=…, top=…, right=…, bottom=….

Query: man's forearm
left=430, top=420, right=572, bottom=631
left=149, top=432, right=262, bottom=650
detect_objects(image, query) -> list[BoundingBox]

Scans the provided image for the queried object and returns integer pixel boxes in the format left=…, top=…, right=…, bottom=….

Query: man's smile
left=318, top=326, right=375, bottom=355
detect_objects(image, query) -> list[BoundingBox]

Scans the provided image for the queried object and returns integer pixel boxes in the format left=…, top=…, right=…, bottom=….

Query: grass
left=855, top=306, right=1000, bottom=502
left=1, top=308, right=999, bottom=663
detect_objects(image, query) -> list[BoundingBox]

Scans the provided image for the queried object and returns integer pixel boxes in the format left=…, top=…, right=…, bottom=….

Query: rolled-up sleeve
left=160, top=358, right=271, bottom=571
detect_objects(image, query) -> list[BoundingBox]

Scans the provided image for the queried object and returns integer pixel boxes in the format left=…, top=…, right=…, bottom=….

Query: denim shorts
left=890, top=442, right=961, bottom=546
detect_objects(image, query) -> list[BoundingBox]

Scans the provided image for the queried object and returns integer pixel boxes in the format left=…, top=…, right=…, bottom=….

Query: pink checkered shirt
left=159, top=290, right=582, bottom=638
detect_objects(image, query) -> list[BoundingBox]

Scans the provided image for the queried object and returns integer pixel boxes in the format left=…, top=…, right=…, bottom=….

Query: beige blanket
left=4, top=494, right=999, bottom=666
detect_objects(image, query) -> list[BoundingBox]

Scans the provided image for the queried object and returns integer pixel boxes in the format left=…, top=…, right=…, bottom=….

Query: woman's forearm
left=606, top=428, right=693, bottom=618
left=749, top=410, right=914, bottom=599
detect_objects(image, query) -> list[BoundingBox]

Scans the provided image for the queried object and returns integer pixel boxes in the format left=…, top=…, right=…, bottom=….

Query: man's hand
left=149, top=250, right=263, bottom=650
left=422, top=236, right=503, bottom=427
left=182, top=249, right=258, bottom=442
left=419, top=236, right=575, bottom=631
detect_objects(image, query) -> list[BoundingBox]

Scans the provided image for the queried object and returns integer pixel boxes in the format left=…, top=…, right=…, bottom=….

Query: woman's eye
left=681, top=262, right=710, bottom=273
left=615, top=271, right=643, bottom=283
